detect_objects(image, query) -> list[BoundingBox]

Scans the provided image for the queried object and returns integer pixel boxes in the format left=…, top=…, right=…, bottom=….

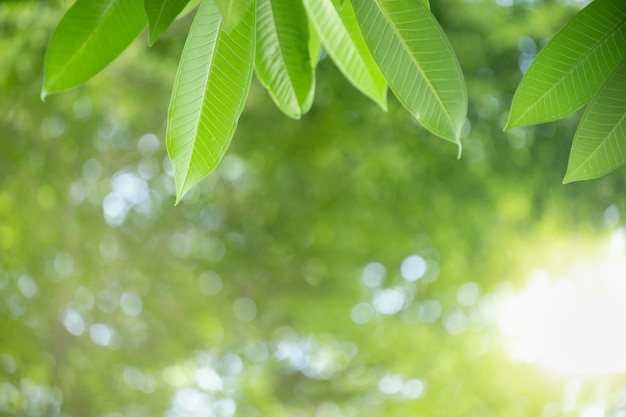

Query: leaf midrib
left=179, top=19, right=224, bottom=193
left=46, top=0, right=119, bottom=91
left=150, top=0, right=169, bottom=38
left=306, top=0, right=374, bottom=89
left=264, top=0, right=304, bottom=111
left=510, top=14, right=626, bottom=127
left=336, top=2, right=384, bottom=97
left=372, top=0, right=455, bottom=133
left=568, top=106, right=626, bottom=181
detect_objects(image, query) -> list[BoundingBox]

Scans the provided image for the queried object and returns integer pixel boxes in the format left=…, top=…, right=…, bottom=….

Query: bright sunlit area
left=499, top=228, right=626, bottom=376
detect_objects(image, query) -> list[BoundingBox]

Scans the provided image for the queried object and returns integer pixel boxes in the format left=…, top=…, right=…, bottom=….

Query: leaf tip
left=562, top=173, right=577, bottom=184
left=456, top=141, right=463, bottom=160
left=504, top=114, right=516, bottom=131
left=563, top=170, right=582, bottom=184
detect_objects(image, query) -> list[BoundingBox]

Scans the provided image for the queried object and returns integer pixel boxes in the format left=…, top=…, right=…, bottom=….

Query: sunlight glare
left=498, top=232, right=626, bottom=375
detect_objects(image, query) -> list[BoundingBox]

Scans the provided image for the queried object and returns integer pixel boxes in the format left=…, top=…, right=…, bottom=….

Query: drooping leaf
left=167, top=0, right=255, bottom=203
left=308, top=18, right=322, bottom=68
left=507, top=0, right=626, bottom=129
left=214, top=0, right=253, bottom=32
left=255, top=0, right=314, bottom=119
left=564, top=60, right=626, bottom=183
left=304, top=0, right=387, bottom=110
left=144, top=0, right=191, bottom=45
left=179, top=0, right=201, bottom=17
left=42, top=0, right=147, bottom=98
left=351, top=0, right=467, bottom=144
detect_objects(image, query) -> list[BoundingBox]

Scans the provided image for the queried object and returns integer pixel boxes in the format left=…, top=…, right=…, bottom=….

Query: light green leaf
left=304, top=0, right=387, bottom=110
left=215, top=0, right=253, bottom=32
left=167, top=0, right=255, bottom=203
left=309, top=18, right=322, bottom=68
left=255, top=0, right=314, bottom=119
left=145, top=0, right=190, bottom=45
left=507, top=0, right=626, bottom=129
left=351, top=0, right=467, bottom=144
left=564, top=60, right=626, bottom=183
left=42, top=0, right=146, bottom=98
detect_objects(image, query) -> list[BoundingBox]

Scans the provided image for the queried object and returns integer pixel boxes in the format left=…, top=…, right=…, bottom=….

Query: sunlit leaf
left=214, top=0, right=253, bottom=32
left=564, top=60, right=626, bottom=183
left=42, top=0, right=146, bottom=98
left=255, top=0, right=314, bottom=119
left=167, top=0, right=255, bottom=203
left=304, top=0, right=387, bottom=110
left=351, top=0, right=466, bottom=144
left=309, top=18, right=322, bottom=68
left=507, top=0, right=626, bottom=129
left=144, top=0, right=190, bottom=45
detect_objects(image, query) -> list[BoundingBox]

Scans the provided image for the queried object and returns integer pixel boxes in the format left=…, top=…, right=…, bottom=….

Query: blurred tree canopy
left=2, top=1, right=626, bottom=417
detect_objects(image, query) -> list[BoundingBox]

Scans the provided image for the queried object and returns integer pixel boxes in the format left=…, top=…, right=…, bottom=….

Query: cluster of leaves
left=42, top=0, right=467, bottom=202
left=41, top=0, right=625, bottom=202
left=506, top=0, right=626, bottom=183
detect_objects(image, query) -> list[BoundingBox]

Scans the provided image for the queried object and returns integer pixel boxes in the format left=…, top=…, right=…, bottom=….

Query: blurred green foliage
left=2, top=1, right=626, bottom=416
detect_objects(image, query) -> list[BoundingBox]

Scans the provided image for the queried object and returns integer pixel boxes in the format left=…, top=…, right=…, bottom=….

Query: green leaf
left=167, top=0, right=255, bottom=203
left=255, top=0, right=315, bottom=119
left=308, top=18, right=322, bottom=68
left=351, top=0, right=467, bottom=144
left=564, top=60, right=626, bottom=183
left=215, top=0, right=253, bottom=32
left=179, top=0, right=201, bottom=17
left=303, top=0, right=387, bottom=110
left=507, top=0, right=626, bottom=129
left=42, top=0, right=147, bottom=98
left=144, top=0, right=191, bottom=45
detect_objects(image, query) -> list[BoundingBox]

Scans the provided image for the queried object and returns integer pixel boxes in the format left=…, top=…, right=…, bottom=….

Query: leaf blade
left=564, top=59, right=626, bottom=183
left=42, top=0, right=146, bottom=98
left=507, top=0, right=626, bottom=129
left=303, top=0, right=387, bottom=110
left=255, top=0, right=315, bottom=118
left=166, top=0, right=255, bottom=203
left=351, top=0, right=467, bottom=143
left=144, top=0, right=191, bottom=45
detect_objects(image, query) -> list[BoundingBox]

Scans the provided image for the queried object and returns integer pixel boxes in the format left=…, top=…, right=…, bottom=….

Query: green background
left=2, top=1, right=626, bottom=416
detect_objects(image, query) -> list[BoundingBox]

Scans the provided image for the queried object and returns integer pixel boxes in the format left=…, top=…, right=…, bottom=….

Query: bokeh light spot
left=350, top=302, right=374, bottom=324
left=195, top=367, right=223, bottom=392
left=373, top=288, right=405, bottom=315
left=17, top=275, right=37, bottom=298
left=401, top=255, right=426, bottom=282
left=198, top=271, right=222, bottom=296
left=457, top=282, right=481, bottom=306
left=362, top=262, right=386, bottom=287
left=233, top=297, right=257, bottom=322
left=120, top=292, right=143, bottom=317
left=418, top=300, right=442, bottom=323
